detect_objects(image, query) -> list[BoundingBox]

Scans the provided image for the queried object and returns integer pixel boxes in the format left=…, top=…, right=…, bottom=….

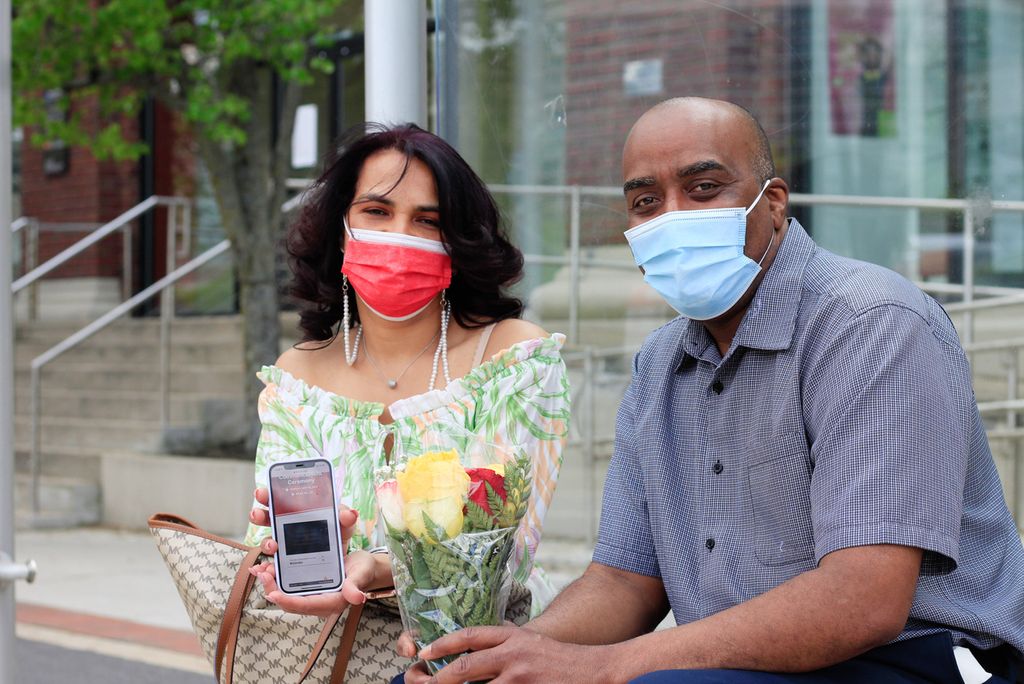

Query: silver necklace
left=362, top=331, right=439, bottom=390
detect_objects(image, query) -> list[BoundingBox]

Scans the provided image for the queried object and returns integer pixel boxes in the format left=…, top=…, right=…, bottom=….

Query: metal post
left=962, top=205, right=975, bottom=345
left=160, top=205, right=176, bottom=430
left=364, top=0, right=427, bottom=127
left=121, top=223, right=132, bottom=302
left=29, top=367, right=39, bottom=513
left=26, top=220, right=36, bottom=320
left=584, top=347, right=596, bottom=544
left=0, top=0, right=12, bottom=666
left=569, top=185, right=581, bottom=345
left=0, top=2, right=33, bottom=679
left=180, top=203, right=192, bottom=260
left=1009, top=351, right=1021, bottom=523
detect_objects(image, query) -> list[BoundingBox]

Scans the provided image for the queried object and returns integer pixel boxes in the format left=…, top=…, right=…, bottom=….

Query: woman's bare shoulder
left=484, top=318, right=550, bottom=357
left=274, top=339, right=334, bottom=378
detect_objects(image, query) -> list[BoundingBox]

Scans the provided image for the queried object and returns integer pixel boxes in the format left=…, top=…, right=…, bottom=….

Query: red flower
left=465, top=467, right=507, bottom=516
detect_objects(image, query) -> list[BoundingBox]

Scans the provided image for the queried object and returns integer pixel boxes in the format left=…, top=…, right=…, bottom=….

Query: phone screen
left=268, top=459, right=344, bottom=594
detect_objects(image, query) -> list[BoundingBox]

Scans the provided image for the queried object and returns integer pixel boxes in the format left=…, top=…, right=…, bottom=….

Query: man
left=400, top=98, right=1024, bottom=683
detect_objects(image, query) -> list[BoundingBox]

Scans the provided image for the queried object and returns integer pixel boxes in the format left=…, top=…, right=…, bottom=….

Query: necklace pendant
left=387, top=379, right=398, bottom=389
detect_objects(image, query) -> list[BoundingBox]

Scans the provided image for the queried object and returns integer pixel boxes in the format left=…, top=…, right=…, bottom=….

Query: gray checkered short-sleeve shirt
left=595, top=219, right=1024, bottom=655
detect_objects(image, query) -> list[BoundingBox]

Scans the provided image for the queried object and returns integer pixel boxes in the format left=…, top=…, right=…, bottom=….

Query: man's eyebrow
left=623, top=177, right=656, bottom=195
left=677, top=160, right=727, bottom=178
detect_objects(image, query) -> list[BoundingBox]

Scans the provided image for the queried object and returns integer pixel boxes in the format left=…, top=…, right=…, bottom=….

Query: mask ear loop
left=744, top=178, right=774, bottom=216
left=748, top=178, right=777, bottom=267
left=342, top=214, right=357, bottom=241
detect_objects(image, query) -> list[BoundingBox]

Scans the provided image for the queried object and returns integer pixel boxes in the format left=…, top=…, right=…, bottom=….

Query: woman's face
left=345, top=149, right=442, bottom=243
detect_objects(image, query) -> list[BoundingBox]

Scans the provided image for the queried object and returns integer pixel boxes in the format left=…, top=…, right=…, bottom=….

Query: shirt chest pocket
left=747, top=432, right=816, bottom=567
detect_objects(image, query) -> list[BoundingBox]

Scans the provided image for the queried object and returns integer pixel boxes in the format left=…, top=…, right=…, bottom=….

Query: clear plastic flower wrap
left=374, top=435, right=531, bottom=674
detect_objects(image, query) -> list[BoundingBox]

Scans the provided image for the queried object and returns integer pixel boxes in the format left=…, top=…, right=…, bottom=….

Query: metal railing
left=23, top=241, right=230, bottom=511
left=16, top=182, right=1024, bottom=530
left=491, top=183, right=1024, bottom=346
left=9, top=198, right=194, bottom=314
left=9, top=196, right=198, bottom=512
left=484, top=183, right=1024, bottom=534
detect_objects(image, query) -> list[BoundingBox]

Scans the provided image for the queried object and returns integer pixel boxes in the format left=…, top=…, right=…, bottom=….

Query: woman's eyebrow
left=352, top=193, right=394, bottom=205
left=353, top=194, right=439, bottom=213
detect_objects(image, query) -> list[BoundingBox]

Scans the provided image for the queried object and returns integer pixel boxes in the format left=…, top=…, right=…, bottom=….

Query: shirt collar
left=677, top=218, right=814, bottom=367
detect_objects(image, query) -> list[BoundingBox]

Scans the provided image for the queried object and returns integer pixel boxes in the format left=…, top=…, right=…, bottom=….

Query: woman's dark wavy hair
left=287, top=122, right=525, bottom=342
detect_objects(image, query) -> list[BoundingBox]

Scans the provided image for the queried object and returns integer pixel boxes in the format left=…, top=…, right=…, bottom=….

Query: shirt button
left=712, top=460, right=724, bottom=475
left=705, top=538, right=716, bottom=551
left=711, top=380, right=724, bottom=394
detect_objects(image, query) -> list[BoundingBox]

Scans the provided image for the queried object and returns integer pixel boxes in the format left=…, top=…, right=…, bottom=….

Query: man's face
left=621, top=102, right=780, bottom=264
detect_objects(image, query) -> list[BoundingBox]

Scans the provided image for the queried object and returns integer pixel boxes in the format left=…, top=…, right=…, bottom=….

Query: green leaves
left=419, top=511, right=448, bottom=544
left=499, top=451, right=531, bottom=528
left=12, top=0, right=351, bottom=157
left=464, top=499, right=494, bottom=532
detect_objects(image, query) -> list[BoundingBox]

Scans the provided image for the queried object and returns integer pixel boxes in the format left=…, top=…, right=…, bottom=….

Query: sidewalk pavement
left=12, top=525, right=596, bottom=678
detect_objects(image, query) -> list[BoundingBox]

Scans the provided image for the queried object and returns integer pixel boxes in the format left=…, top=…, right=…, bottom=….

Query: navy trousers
left=630, top=633, right=1018, bottom=684
left=391, top=633, right=1019, bottom=684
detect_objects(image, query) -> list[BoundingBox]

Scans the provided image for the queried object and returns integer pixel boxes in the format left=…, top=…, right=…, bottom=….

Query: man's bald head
left=628, top=97, right=776, bottom=183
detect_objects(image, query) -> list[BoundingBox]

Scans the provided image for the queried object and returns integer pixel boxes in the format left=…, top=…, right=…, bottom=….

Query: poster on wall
left=829, top=0, right=896, bottom=137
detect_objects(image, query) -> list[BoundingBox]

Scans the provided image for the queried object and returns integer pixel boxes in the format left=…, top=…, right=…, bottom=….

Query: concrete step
left=12, top=388, right=243, bottom=423
left=14, top=415, right=164, bottom=452
left=14, top=446, right=103, bottom=480
left=14, top=363, right=245, bottom=394
left=14, top=473, right=102, bottom=529
left=14, top=339, right=243, bottom=367
left=13, top=312, right=301, bottom=347
left=13, top=315, right=246, bottom=345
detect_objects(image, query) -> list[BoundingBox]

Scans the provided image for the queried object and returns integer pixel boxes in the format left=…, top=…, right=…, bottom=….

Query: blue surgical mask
left=624, top=179, right=774, bottom=320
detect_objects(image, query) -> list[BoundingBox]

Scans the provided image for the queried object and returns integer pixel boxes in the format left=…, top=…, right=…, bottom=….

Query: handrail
left=11, top=195, right=189, bottom=293
left=9, top=217, right=30, bottom=233
left=944, top=292, right=1024, bottom=313
left=963, top=337, right=1024, bottom=353
left=521, top=251, right=1024, bottom=301
left=27, top=239, right=231, bottom=512
left=486, top=184, right=1024, bottom=346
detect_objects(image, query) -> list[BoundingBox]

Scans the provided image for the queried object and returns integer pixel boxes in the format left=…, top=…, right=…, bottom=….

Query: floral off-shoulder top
left=245, top=334, right=570, bottom=593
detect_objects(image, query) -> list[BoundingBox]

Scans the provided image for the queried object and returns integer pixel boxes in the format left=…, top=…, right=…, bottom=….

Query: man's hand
left=398, top=544, right=923, bottom=682
left=399, top=625, right=615, bottom=684
left=248, top=487, right=388, bottom=617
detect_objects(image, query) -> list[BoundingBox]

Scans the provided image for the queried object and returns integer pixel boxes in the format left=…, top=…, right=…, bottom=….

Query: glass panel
left=436, top=0, right=1024, bottom=535
left=174, top=161, right=236, bottom=316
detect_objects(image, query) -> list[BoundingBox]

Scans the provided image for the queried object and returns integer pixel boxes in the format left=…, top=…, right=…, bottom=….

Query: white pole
left=364, top=0, right=427, bottom=127
left=0, top=0, right=18, bottom=680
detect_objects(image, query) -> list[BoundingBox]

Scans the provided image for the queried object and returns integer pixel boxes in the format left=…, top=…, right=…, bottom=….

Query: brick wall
left=563, top=0, right=807, bottom=243
left=19, top=95, right=140, bottom=280
left=18, top=97, right=192, bottom=284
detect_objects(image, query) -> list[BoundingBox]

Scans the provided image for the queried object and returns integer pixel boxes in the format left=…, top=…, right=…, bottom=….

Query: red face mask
left=341, top=228, right=453, bottom=321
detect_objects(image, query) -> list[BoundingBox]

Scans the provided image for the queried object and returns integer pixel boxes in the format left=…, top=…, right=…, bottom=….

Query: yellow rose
left=396, top=450, right=470, bottom=540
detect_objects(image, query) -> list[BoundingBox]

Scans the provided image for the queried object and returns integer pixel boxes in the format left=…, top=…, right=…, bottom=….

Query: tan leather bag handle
left=215, top=545, right=262, bottom=682
left=149, top=513, right=386, bottom=684
left=214, top=548, right=363, bottom=684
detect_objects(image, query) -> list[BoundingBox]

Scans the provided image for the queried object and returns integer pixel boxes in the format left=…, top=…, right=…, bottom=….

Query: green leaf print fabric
left=245, top=334, right=570, bottom=590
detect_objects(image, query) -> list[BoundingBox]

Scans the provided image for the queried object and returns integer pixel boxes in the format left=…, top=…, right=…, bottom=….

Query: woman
left=245, top=124, right=569, bottom=631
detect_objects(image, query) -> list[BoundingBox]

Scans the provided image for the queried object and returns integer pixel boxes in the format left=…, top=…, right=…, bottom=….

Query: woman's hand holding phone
left=249, top=487, right=386, bottom=617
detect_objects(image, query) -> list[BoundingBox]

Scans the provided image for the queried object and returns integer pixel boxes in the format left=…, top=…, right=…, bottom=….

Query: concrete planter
left=101, top=451, right=255, bottom=538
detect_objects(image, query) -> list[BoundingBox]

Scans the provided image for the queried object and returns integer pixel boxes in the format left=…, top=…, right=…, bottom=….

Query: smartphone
left=267, top=458, right=345, bottom=596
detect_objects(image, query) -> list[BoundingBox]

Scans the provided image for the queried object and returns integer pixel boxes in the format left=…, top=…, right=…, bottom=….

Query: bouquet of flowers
left=374, top=443, right=531, bottom=674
